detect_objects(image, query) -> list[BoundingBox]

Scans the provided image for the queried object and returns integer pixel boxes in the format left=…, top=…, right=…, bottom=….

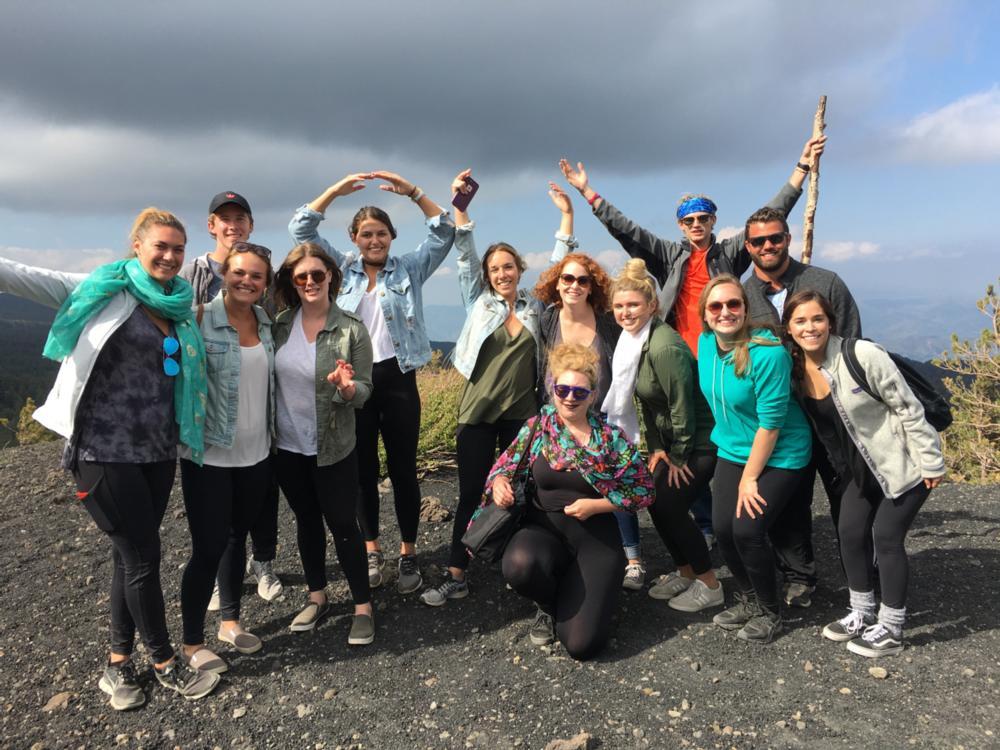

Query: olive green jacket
left=273, top=303, right=373, bottom=466
left=635, top=319, right=715, bottom=466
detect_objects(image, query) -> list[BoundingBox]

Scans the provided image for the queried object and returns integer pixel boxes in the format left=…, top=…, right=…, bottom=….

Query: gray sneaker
left=668, top=579, right=725, bottom=612
left=622, top=563, right=646, bottom=591
left=419, top=573, right=469, bottom=606
left=713, top=591, right=759, bottom=631
left=737, top=611, right=782, bottom=644
left=648, top=572, right=693, bottom=600
left=99, top=660, right=146, bottom=711
left=529, top=609, right=555, bottom=646
left=367, top=551, right=385, bottom=588
left=248, top=559, right=283, bottom=602
left=347, top=614, right=375, bottom=646
left=784, top=582, right=816, bottom=608
left=153, top=658, right=220, bottom=700
left=397, top=554, right=423, bottom=595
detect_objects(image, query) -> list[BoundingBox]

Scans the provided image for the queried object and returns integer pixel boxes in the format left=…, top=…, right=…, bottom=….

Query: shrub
left=16, top=397, right=60, bottom=446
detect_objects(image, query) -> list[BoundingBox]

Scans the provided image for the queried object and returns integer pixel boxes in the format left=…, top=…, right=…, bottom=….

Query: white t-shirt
left=199, top=343, right=271, bottom=467
left=356, top=288, right=396, bottom=363
left=275, top=309, right=318, bottom=456
left=767, top=287, right=788, bottom=316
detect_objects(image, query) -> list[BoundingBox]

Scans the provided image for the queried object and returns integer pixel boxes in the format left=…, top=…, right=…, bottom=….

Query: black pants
left=179, top=457, right=271, bottom=645
left=451, top=420, right=525, bottom=570
left=839, top=480, right=929, bottom=609
left=502, top=506, right=624, bottom=660
left=356, top=358, right=421, bottom=544
left=770, top=431, right=840, bottom=587
left=73, top=460, right=176, bottom=664
left=248, top=472, right=280, bottom=562
left=712, top=459, right=804, bottom=614
left=647, top=451, right=717, bottom=575
left=275, top=449, right=369, bottom=604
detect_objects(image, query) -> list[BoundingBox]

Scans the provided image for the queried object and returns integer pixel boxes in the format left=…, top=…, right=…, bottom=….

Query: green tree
left=935, top=280, right=1000, bottom=484
left=16, top=397, right=59, bottom=446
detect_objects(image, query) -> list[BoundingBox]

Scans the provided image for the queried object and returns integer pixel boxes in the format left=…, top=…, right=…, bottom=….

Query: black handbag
left=462, top=419, right=538, bottom=564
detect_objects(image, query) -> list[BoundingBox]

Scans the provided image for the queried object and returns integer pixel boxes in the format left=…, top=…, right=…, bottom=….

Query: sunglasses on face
left=680, top=214, right=714, bottom=227
left=706, top=298, right=744, bottom=314
left=746, top=232, right=788, bottom=248
left=292, top=269, right=328, bottom=287
left=162, top=336, right=180, bottom=377
left=232, top=241, right=272, bottom=261
left=553, top=384, right=592, bottom=401
left=559, top=273, right=591, bottom=288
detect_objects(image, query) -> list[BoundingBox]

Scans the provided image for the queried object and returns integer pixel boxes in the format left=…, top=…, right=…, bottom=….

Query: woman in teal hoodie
left=697, top=274, right=811, bottom=644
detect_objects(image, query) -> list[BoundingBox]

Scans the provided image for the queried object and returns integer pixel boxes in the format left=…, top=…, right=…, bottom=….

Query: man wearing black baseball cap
left=179, top=191, right=254, bottom=302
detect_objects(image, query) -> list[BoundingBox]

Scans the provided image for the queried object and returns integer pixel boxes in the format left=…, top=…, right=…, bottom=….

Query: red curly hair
left=533, top=252, right=612, bottom=312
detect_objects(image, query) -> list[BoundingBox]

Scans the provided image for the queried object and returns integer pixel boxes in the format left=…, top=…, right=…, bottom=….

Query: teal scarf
left=43, top=258, right=207, bottom=463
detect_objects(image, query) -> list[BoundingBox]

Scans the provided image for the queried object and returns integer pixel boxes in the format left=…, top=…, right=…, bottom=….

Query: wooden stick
left=801, top=95, right=827, bottom=265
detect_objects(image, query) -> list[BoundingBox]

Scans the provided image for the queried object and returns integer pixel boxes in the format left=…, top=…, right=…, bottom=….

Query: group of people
left=0, top=131, right=947, bottom=711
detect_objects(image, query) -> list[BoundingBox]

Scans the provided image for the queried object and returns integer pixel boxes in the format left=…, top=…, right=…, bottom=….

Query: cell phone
left=451, top=176, right=479, bottom=211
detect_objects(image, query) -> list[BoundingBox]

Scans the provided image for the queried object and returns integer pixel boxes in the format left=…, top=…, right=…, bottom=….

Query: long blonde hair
left=697, top=274, right=779, bottom=377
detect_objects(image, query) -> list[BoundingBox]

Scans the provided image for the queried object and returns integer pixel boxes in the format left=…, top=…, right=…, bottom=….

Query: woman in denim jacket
left=783, top=290, right=945, bottom=658
left=177, top=242, right=276, bottom=675
left=289, top=172, right=455, bottom=595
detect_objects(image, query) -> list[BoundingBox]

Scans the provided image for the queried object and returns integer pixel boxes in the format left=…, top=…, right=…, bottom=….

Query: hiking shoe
left=713, top=591, right=759, bottom=631
left=622, top=563, right=646, bottom=591
left=207, top=580, right=221, bottom=612
left=648, top=572, right=693, bottom=600
left=822, top=610, right=876, bottom=643
left=153, top=658, right=220, bottom=700
left=847, top=623, right=904, bottom=657
left=367, top=551, right=385, bottom=588
left=98, top=659, right=146, bottom=711
left=397, top=554, right=423, bottom=594
left=784, top=582, right=816, bottom=608
left=668, top=579, right=725, bottom=612
left=529, top=609, right=555, bottom=646
left=419, top=573, right=469, bottom=607
left=248, top=559, right=283, bottom=602
left=217, top=625, right=263, bottom=654
left=289, top=599, right=330, bottom=632
left=347, top=614, right=375, bottom=646
left=737, top=611, right=783, bottom=644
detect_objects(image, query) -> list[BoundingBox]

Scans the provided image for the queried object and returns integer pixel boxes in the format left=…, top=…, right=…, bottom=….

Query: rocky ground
left=1, top=441, right=998, bottom=750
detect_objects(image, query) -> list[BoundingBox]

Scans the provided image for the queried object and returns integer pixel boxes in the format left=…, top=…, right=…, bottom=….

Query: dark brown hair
left=481, top=242, right=527, bottom=288
left=534, top=252, right=612, bottom=312
left=744, top=206, right=789, bottom=236
left=274, top=243, right=343, bottom=311
left=349, top=206, right=397, bottom=240
left=781, top=289, right=838, bottom=384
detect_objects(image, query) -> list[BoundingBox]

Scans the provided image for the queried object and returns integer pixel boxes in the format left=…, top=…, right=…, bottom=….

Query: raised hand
left=559, top=158, right=589, bottom=194
left=330, top=173, right=373, bottom=198
left=452, top=168, right=473, bottom=197
left=799, top=134, right=828, bottom=168
left=372, top=171, right=416, bottom=197
left=548, top=181, right=573, bottom=214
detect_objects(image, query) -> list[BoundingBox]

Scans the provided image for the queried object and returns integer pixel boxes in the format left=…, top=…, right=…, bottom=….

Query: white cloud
left=0, top=245, right=116, bottom=273
left=818, top=241, right=881, bottom=261
left=431, top=266, right=453, bottom=277
left=897, top=86, right=1000, bottom=163
left=523, top=247, right=628, bottom=274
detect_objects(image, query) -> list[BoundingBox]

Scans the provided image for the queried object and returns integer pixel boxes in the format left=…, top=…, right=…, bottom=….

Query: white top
left=356, top=287, right=396, bottom=363
left=197, top=343, right=271, bottom=467
left=275, top=309, right=318, bottom=455
left=601, top=318, right=653, bottom=444
left=767, top=287, right=788, bottom=316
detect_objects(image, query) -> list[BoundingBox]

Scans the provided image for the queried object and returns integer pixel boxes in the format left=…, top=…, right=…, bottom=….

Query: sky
left=0, top=0, right=997, bottom=355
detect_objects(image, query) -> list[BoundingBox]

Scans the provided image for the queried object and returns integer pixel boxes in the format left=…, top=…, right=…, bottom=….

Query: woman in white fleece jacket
left=783, top=290, right=945, bottom=659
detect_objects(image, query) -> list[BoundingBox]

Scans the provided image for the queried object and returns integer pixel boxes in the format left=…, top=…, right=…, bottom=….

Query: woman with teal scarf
left=0, top=207, right=216, bottom=709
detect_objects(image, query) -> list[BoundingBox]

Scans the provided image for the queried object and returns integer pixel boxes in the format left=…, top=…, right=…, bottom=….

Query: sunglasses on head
left=746, top=232, right=788, bottom=248
left=680, top=214, right=714, bottom=227
left=292, top=269, right=328, bottom=287
left=233, top=241, right=272, bottom=260
left=706, top=298, right=744, bottom=314
left=553, top=384, right=592, bottom=401
left=559, top=273, right=591, bottom=288
left=162, top=336, right=180, bottom=377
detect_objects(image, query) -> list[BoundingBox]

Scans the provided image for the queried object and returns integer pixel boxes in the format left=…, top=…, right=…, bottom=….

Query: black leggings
left=179, top=457, right=271, bottom=645
left=248, top=472, right=280, bottom=563
left=450, top=420, right=525, bottom=570
left=356, top=358, right=421, bottom=544
left=712, top=459, right=804, bottom=613
left=838, top=480, right=929, bottom=608
left=275, top=449, right=369, bottom=604
left=73, top=460, right=176, bottom=664
left=646, top=451, right=717, bottom=575
left=502, top=506, right=624, bottom=660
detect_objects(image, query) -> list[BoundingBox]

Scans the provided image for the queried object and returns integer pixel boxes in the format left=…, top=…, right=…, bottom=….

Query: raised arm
left=376, top=170, right=456, bottom=284
left=452, top=169, right=485, bottom=309
left=0, top=256, right=86, bottom=309
left=787, top=134, right=827, bottom=192
left=547, top=182, right=580, bottom=264
left=289, top=173, right=372, bottom=266
left=372, top=170, right=445, bottom=220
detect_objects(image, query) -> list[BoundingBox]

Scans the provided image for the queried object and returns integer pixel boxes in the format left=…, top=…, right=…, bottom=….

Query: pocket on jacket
left=73, top=463, right=119, bottom=533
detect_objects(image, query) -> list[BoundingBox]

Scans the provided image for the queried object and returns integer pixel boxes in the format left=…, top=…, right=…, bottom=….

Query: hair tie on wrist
left=410, top=187, right=425, bottom=203
left=587, top=192, right=601, bottom=207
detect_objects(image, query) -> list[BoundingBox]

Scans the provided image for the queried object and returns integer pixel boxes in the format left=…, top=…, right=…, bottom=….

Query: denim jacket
left=288, top=205, right=456, bottom=373
left=198, top=293, right=276, bottom=449
left=451, top=223, right=578, bottom=379
left=272, top=303, right=373, bottom=467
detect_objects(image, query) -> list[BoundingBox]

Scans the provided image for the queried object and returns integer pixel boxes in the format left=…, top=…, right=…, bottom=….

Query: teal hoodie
left=697, top=330, right=811, bottom=469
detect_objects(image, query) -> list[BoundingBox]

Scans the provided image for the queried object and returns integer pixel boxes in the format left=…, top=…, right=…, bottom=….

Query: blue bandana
left=677, top=197, right=717, bottom=220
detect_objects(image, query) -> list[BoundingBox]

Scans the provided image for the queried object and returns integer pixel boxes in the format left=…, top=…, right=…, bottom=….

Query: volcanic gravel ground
left=1, top=442, right=998, bottom=749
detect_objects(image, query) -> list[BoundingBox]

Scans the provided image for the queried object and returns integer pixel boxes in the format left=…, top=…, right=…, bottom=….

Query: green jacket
left=635, top=319, right=715, bottom=466
left=272, top=303, right=373, bottom=466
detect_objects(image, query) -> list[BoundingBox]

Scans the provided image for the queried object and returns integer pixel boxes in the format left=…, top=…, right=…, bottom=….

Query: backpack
left=841, top=338, right=953, bottom=432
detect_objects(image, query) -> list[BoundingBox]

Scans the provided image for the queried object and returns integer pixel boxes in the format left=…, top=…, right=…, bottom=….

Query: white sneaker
left=248, top=559, right=283, bottom=602
left=207, top=581, right=221, bottom=612
left=622, top=563, right=646, bottom=591
left=648, top=571, right=693, bottom=600
left=667, top=579, right=725, bottom=612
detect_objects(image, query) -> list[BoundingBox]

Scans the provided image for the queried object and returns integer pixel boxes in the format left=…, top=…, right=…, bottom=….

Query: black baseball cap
left=208, top=191, right=252, bottom=216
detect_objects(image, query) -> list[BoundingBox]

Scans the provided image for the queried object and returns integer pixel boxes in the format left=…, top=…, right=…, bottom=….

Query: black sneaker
left=737, top=611, right=782, bottom=644
left=397, top=554, right=423, bottom=594
left=98, top=659, right=146, bottom=711
left=712, top=591, right=759, bottom=631
left=847, top=623, right=904, bottom=657
left=529, top=609, right=555, bottom=646
left=784, top=582, right=816, bottom=608
left=154, top=658, right=220, bottom=700
left=822, top=610, right=876, bottom=642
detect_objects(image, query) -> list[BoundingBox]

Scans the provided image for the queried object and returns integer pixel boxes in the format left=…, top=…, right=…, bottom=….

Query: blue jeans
left=613, top=511, right=642, bottom=561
